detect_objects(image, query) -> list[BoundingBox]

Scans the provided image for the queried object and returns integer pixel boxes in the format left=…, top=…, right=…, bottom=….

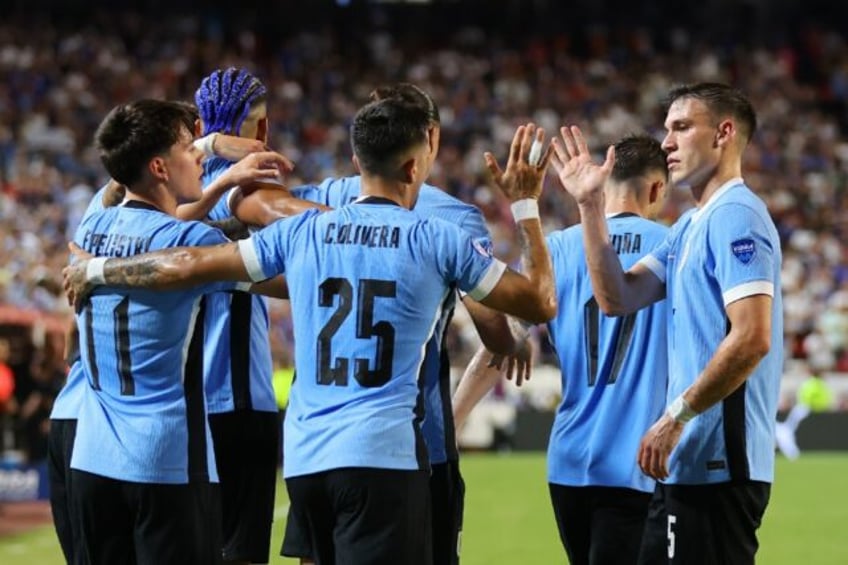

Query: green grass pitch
left=1, top=452, right=846, bottom=564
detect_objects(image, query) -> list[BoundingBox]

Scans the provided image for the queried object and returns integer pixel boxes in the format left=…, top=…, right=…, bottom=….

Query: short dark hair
left=95, top=99, right=196, bottom=187
left=611, top=134, right=668, bottom=183
left=195, top=67, right=267, bottom=135
left=369, top=83, right=440, bottom=125
left=664, top=82, right=757, bottom=143
left=350, top=98, right=431, bottom=177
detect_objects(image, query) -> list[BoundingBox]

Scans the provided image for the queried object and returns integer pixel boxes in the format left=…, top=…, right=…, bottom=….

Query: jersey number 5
left=316, top=277, right=397, bottom=388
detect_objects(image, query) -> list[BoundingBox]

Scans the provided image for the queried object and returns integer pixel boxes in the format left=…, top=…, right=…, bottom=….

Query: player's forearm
left=176, top=175, right=234, bottom=221
left=235, top=188, right=330, bottom=227
left=681, top=330, right=770, bottom=414
left=514, top=217, right=557, bottom=322
left=250, top=276, right=289, bottom=299
left=464, top=298, right=528, bottom=355
left=453, top=346, right=504, bottom=430
left=101, top=244, right=248, bottom=290
left=577, top=199, right=633, bottom=315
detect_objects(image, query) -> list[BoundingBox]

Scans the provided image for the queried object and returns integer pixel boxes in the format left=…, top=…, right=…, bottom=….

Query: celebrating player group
left=53, top=67, right=782, bottom=565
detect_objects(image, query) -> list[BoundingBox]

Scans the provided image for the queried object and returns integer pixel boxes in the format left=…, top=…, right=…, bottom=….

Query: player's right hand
left=484, top=123, right=553, bottom=202
left=551, top=125, right=614, bottom=206
left=63, top=243, right=95, bottom=312
left=226, top=151, right=294, bottom=189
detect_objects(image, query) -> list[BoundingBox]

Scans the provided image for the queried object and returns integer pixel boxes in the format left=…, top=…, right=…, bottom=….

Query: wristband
left=510, top=198, right=539, bottom=222
left=193, top=133, right=218, bottom=157
left=85, top=257, right=108, bottom=286
left=666, top=395, right=697, bottom=424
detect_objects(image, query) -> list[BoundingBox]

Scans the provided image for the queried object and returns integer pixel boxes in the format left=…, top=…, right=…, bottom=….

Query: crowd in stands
left=2, top=8, right=848, bottom=457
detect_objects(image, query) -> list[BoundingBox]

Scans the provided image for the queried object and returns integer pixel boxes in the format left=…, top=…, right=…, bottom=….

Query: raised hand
left=551, top=125, right=615, bottom=206
left=223, top=151, right=294, bottom=188
left=213, top=135, right=294, bottom=172
left=484, top=123, right=553, bottom=202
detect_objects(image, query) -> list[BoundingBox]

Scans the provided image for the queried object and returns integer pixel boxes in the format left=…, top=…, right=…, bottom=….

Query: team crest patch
left=472, top=238, right=493, bottom=258
left=731, top=238, right=756, bottom=264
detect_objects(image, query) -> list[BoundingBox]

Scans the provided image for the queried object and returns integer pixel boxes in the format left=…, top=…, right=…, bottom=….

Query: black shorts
left=209, top=410, right=279, bottom=563
left=47, top=418, right=79, bottom=565
left=71, top=469, right=222, bottom=565
left=284, top=467, right=432, bottom=565
left=430, top=460, right=465, bottom=565
left=549, top=483, right=652, bottom=565
left=637, top=481, right=771, bottom=565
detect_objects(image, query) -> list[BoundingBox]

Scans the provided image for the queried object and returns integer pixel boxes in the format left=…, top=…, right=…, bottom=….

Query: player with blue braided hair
left=196, top=67, right=268, bottom=138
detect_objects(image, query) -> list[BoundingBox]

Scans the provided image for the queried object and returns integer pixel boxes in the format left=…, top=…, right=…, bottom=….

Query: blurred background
left=0, top=2, right=847, bottom=560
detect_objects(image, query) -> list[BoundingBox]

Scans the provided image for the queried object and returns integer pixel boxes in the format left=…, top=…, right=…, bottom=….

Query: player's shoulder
left=416, top=183, right=477, bottom=215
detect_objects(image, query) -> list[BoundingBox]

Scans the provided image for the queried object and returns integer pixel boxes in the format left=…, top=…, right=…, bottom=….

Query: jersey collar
left=692, top=177, right=744, bottom=222
left=353, top=195, right=403, bottom=207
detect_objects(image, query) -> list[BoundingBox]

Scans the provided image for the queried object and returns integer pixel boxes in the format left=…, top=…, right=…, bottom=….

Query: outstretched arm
left=552, top=126, right=664, bottom=315
left=230, top=185, right=332, bottom=227
left=176, top=151, right=294, bottom=221
left=475, top=124, right=557, bottom=324
left=453, top=339, right=533, bottom=431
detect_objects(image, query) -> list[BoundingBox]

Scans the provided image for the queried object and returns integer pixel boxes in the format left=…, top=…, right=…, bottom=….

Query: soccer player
left=277, top=83, right=530, bottom=565
left=66, top=99, right=285, bottom=565
left=553, top=83, right=783, bottom=565
left=191, top=67, right=293, bottom=565
left=545, top=135, right=668, bottom=564
left=48, top=128, right=287, bottom=564
left=63, top=98, right=557, bottom=564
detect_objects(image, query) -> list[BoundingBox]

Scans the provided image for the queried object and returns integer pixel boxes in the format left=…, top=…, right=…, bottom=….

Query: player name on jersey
left=81, top=231, right=153, bottom=257
left=323, top=222, right=401, bottom=249
left=610, top=232, right=642, bottom=255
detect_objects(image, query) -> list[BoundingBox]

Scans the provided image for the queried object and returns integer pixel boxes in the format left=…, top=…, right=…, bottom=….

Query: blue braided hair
left=195, top=67, right=267, bottom=135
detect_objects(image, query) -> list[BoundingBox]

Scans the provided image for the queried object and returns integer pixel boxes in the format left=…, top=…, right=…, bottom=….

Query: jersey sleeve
left=289, top=183, right=327, bottom=206
left=238, top=209, right=319, bottom=281
left=638, top=228, right=672, bottom=282
left=707, top=203, right=777, bottom=306
left=427, top=220, right=506, bottom=301
left=457, top=207, right=494, bottom=254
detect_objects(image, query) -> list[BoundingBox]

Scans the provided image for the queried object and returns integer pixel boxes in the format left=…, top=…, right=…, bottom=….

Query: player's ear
left=149, top=156, right=169, bottom=182
left=257, top=117, right=268, bottom=144
left=194, top=119, right=203, bottom=138
left=400, top=156, right=417, bottom=184
left=714, top=119, right=734, bottom=148
left=649, top=179, right=665, bottom=204
left=352, top=154, right=362, bottom=174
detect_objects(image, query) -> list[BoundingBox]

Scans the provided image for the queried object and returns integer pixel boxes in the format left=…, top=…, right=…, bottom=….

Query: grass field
left=1, top=452, right=847, bottom=564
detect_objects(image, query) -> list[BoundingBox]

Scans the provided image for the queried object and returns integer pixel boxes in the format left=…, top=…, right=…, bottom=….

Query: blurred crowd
left=2, top=8, right=848, bottom=456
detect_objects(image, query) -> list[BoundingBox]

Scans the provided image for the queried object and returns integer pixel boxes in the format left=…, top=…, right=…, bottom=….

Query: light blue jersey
left=239, top=198, right=505, bottom=478
left=51, top=184, right=109, bottom=420
left=71, top=201, right=236, bottom=484
left=292, top=176, right=493, bottom=464
left=640, top=179, right=783, bottom=484
left=200, top=157, right=276, bottom=414
left=547, top=214, right=668, bottom=492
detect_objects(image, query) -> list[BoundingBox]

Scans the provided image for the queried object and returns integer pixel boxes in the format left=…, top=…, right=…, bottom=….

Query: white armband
left=193, top=133, right=218, bottom=157
left=85, top=257, right=108, bottom=286
left=510, top=199, right=539, bottom=222
left=666, top=395, right=697, bottom=424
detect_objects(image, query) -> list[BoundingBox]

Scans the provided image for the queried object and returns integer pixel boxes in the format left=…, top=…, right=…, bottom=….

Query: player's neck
left=359, top=175, right=417, bottom=210
left=603, top=192, right=644, bottom=218
left=691, top=158, right=742, bottom=207
left=124, top=183, right=177, bottom=216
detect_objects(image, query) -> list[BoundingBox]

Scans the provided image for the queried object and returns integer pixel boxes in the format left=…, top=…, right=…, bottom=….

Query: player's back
left=546, top=213, right=668, bottom=492
left=200, top=157, right=276, bottom=414
left=247, top=198, right=497, bottom=478
left=72, top=202, right=232, bottom=484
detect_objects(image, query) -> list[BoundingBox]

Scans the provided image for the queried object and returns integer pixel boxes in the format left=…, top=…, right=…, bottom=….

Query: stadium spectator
left=553, top=83, right=783, bottom=564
